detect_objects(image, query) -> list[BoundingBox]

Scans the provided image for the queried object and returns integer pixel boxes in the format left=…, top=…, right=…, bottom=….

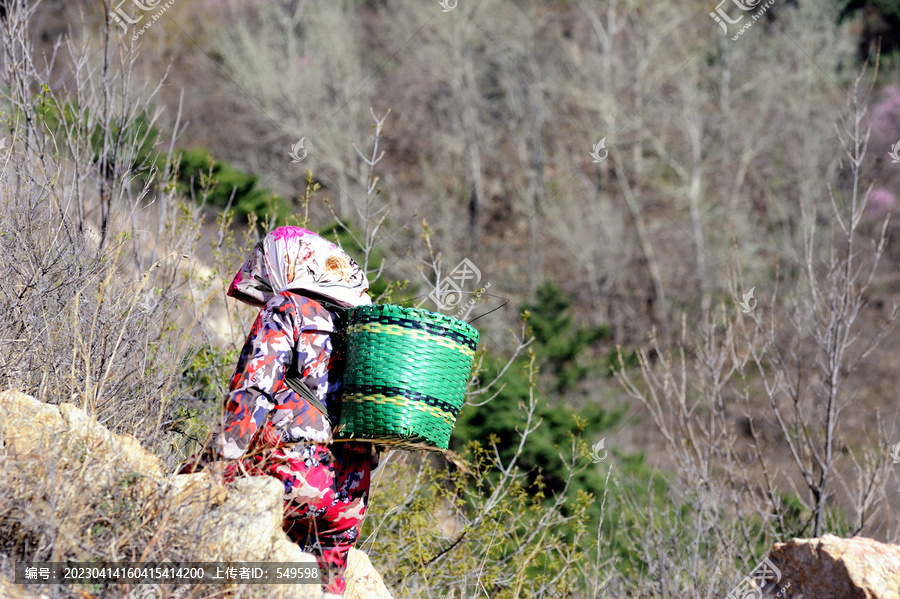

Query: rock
left=767, top=534, right=900, bottom=599
left=0, top=391, right=395, bottom=599
left=58, top=402, right=165, bottom=477
left=0, top=390, right=165, bottom=477
left=0, top=572, right=25, bottom=599
left=345, top=549, right=393, bottom=599
left=165, top=471, right=229, bottom=519
left=0, top=389, right=66, bottom=457
left=196, top=476, right=289, bottom=562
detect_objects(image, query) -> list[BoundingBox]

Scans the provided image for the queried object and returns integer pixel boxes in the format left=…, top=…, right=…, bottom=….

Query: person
left=179, top=226, right=379, bottom=597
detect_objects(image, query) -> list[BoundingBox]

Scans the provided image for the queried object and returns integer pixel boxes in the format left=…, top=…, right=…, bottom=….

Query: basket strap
left=282, top=291, right=348, bottom=428
left=283, top=372, right=335, bottom=427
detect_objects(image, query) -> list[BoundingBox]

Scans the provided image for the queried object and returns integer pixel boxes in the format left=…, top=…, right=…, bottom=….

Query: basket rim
left=349, top=303, right=480, bottom=341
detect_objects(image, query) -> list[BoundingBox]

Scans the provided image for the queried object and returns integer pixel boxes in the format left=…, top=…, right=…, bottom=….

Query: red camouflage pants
left=184, top=423, right=376, bottom=595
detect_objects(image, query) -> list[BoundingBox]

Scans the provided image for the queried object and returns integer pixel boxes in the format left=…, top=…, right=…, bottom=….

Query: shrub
left=175, top=148, right=291, bottom=225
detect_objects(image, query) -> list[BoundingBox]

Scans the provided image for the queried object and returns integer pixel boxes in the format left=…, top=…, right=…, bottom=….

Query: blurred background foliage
left=1, top=0, right=899, bottom=596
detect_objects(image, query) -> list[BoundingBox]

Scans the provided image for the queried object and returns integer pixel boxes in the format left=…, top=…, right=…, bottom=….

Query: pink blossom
left=866, top=188, right=897, bottom=219
left=871, top=86, right=900, bottom=158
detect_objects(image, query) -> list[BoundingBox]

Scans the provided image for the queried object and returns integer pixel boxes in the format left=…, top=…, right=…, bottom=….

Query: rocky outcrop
left=0, top=389, right=165, bottom=481
left=0, top=390, right=393, bottom=599
left=345, top=549, right=392, bottom=599
left=766, top=534, right=900, bottom=599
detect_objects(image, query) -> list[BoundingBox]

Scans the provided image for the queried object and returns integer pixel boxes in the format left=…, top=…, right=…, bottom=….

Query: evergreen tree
left=453, top=280, right=623, bottom=524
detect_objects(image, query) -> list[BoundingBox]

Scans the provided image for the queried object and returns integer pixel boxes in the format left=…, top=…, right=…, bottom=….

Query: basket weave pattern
left=336, top=304, right=480, bottom=450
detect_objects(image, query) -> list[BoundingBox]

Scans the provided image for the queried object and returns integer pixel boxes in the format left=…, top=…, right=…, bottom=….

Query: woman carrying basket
left=179, top=226, right=379, bottom=597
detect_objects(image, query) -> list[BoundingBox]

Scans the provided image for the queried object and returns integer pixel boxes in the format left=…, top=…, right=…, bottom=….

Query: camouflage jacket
left=215, top=292, right=344, bottom=459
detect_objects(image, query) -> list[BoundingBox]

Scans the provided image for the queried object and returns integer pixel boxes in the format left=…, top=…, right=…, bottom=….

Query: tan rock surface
left=345, top=549, right=393, bottom=599
left=0, top=390, right=394, bottom=599
left=0, top=389, right=67, bottom=456
left=0, top=572, right=26, bottom=599
left=768, top=534, right=900, bottom=599
left=58, top=402, right=166, bottom=477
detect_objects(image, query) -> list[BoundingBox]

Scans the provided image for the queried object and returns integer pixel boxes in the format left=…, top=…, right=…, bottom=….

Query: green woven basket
left=335, top=304, right=480, bottom=451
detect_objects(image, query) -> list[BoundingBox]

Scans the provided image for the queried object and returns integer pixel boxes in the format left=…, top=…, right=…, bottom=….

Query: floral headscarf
left=227, top=226, right=371, bottom=308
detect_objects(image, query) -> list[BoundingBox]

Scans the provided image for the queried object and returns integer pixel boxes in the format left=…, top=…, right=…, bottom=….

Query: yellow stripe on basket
left=347, top=323, right=475, bottom=358
left=345, top=392, right=457, bottom=425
